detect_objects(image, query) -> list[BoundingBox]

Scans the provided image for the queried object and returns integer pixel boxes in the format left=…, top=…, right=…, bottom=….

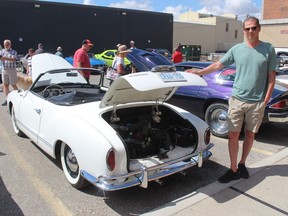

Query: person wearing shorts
left=187, top=16, right=278, bottom=183
left=0, top=39, right=18, bottom=106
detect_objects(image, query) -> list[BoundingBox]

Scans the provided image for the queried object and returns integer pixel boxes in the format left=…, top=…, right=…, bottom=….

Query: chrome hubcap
left=210, top=109, right=228, bottom=133
left=66, top=148, right=79, bottom=173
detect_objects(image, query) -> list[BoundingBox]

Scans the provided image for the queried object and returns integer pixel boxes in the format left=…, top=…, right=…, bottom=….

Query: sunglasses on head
left=244, top=26, right=257, bottom=32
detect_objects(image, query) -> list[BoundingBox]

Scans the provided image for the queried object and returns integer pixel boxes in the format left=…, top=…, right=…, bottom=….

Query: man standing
left=130, top=41, right=137, bottom=49
left=73, top=39, right=93, bottom=81
left=26, top=48, right=35, bottom=76
left=172, top=47, right=183, bottom=63
left=188, top=16, right=277, bottom=183
left=0, top=39, right=18, bottom=106
left=35, top=43, right=44, bottom=54
left=55, top=46, right=63, bottom=58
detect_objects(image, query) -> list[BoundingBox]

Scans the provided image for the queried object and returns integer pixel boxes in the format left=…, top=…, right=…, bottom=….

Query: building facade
left=173, top=11, right=244, bottom=54
left=260, top=0, right=288, bottom=48
left=263, top=0, right=288, bottom=19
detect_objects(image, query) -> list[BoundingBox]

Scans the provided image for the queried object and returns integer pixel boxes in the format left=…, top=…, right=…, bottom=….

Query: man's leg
left=3, top=83, right=9, bottom=97
left=228, top=131, right=241, bottom=172
left=239, top=129, right=255, bottom=164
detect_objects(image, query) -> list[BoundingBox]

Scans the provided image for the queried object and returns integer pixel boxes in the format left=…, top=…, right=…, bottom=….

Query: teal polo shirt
left=220, top=41, right=278, bottom=102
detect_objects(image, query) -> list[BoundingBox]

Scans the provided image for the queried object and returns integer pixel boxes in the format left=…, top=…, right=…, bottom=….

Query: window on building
left=235, top=30, right=238, bottom=38
left=226, top=23, right=229, bottom=32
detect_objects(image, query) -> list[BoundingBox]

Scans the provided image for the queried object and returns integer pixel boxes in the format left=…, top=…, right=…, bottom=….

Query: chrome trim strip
left=17, top=120, right=53, bottom=148
left=81, top=143, right=214, bottom=191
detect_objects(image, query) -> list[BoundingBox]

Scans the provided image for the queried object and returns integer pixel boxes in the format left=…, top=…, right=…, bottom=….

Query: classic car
left=7, top=53, right=214, bottom=191
left=65, top=53, right=107, bottom=71
left=277, top=56, right=288, bottom=68
left=94, top=49, right=130, bottom=67
left=170, top=61, right=288, bottom=138
left=275, top=68, right=288, bottom=85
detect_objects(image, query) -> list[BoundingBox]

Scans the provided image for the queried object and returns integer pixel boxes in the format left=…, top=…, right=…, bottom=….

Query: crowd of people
left=0, top=40, right=64, bottom=105
left=0, top=39, right=137, bottom=103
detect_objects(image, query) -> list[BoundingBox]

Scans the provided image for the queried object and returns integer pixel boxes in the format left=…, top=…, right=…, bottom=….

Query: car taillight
left=270, top=99, right=288, bottom=109
left=106, top=148, right=115, bottom=171
left=204, top=128, right=211, bottom=145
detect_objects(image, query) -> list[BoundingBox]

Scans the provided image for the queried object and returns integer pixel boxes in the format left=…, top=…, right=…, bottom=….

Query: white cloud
left=109, top=0, right=153, bottom=11
left=83, top=0, right=96, bottom=5
left=197, top=0, right=260, bottom=19
left=162, top=5, right=189, bottom=20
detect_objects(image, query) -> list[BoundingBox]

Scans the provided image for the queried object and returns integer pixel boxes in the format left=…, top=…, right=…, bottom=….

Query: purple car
left=169, top=61, right=288, bottom=138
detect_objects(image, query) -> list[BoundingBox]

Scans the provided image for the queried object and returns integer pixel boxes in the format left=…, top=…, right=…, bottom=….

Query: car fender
left=37, top=103, right=128, bottom=177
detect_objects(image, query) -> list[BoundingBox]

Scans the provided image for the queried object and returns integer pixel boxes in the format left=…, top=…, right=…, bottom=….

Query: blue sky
left=40, top=0, right=262, bottom=20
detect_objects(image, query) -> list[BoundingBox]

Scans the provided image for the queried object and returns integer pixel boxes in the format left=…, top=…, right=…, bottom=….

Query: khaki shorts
left=227, top=97, right=266, bottom=133
left=2, top=68, right=18, bottom=85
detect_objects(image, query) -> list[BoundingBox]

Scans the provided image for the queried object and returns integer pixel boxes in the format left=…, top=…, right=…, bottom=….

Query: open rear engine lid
left=100, top=68, right=207, bottom=108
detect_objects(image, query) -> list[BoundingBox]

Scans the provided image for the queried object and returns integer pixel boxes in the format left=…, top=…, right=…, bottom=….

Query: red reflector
left=205, top=128, right=211, bottom=145
left=270, top=99, right=288, bottom=109
left=107, top=149, right=115, bottom=171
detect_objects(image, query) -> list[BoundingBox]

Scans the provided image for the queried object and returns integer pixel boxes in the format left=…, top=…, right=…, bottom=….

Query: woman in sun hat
left=109, top=44, right=132, bottom=84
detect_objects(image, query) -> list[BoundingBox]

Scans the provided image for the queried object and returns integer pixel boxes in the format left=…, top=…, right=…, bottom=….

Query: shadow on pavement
left=0, top=174, right=24, bottom=216
left=213, top=163, right=288, bottom=203
left=87, top=160, right=227, bottom=215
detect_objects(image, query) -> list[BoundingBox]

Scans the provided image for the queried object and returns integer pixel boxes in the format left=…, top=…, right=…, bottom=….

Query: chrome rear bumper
left=81, top=143, right=214, bottom=191
left=268, top=112, right=288, bottom=123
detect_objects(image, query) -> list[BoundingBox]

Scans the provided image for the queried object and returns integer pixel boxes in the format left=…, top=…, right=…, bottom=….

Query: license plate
left=157, top=72, right=187, bottom=82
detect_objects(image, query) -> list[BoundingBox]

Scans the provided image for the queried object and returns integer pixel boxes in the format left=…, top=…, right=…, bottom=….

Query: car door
left=18, top=91, right=45, bottom=143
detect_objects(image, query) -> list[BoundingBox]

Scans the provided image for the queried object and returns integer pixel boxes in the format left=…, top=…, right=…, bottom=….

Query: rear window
left=142, top=53, right=172, bottom=67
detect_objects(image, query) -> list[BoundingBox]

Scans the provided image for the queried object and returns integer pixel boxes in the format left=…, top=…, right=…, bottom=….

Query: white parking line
left=0, top=123, right=73, bottom=216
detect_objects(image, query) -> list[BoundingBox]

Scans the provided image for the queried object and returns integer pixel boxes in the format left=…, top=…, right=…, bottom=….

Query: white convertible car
left=7, top=53, right=214, bottom=191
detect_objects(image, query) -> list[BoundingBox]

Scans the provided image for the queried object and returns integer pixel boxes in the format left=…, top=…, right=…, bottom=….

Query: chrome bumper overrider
left=81, top=143, right=214, bottom=191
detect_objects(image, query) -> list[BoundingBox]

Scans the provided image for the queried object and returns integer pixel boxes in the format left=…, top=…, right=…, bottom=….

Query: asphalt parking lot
left=0, top=74, right=287, bottom=215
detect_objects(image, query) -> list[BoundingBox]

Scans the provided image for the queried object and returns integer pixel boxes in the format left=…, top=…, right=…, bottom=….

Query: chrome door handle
left=34, top=108, right=41, bottom=114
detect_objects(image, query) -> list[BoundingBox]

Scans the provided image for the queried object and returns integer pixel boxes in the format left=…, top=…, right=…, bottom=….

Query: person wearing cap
left=73, top=39, right=93, bottom=81
left=130, top=41, right=136, bottom=49
left=55, top=46, right=63, bottom=58
left=35, top=43, right=44, bottom=55
left=110, top=44, right=132, bottom=85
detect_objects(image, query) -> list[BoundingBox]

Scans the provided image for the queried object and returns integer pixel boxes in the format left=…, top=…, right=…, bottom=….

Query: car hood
left=100, top=70, right=207, bottom=108
left=32, top=53, right=73, bottom=82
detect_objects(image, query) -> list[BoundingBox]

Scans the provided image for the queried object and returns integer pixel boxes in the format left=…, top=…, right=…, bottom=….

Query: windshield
left=34, top=68, right=102, bottom=88
left=218, top=68, right=236, bottom=81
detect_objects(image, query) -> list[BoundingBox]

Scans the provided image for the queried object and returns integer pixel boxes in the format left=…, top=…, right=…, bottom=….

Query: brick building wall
left=263, top=0, right=288, bottom=20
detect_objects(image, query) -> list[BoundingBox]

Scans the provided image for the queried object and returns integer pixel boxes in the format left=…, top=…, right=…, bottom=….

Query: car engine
left=103, top=105, right=197, bottom=159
